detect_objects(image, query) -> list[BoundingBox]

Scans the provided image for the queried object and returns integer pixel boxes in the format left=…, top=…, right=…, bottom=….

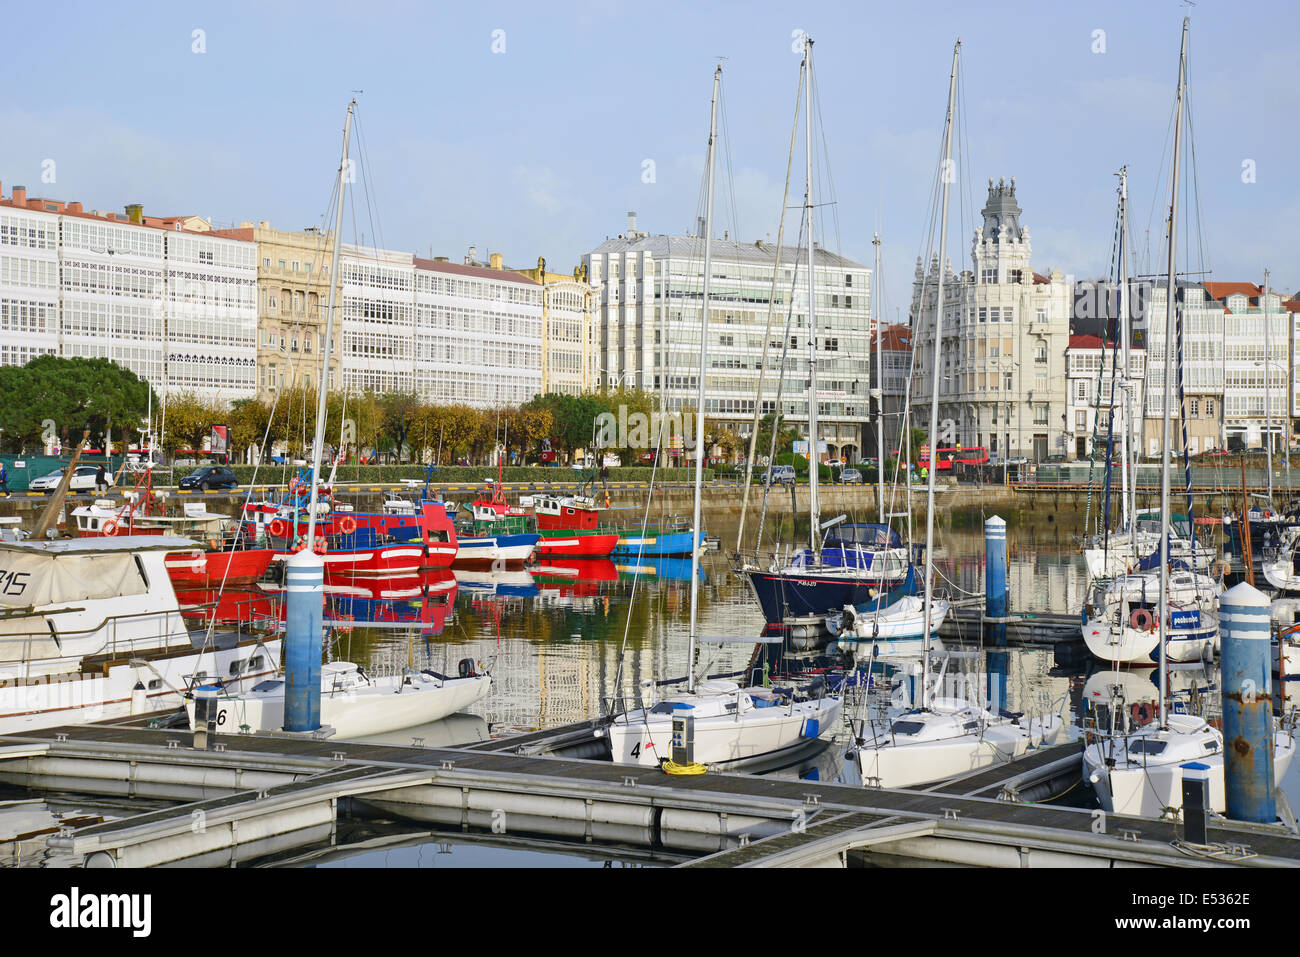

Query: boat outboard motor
left=458, top=658, right=477, bottom=679
left=806, top=675, right=827, bottom=699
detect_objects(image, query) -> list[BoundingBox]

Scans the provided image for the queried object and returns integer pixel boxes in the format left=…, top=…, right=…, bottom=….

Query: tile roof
left=412, top=257, right=540, bottom=285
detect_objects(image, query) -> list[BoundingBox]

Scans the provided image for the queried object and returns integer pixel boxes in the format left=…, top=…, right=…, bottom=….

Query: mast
left=1158, top=18, right=1189, bottom=730
left=922, top=38, right=961, bottom=706
left=1265, top=267, right=1273, bottom=503
left=687, top=64, right=721, bottom=695
left=305, top=99, right=355, bottom=552
left=1117, top=168, right=1132, bottom=541
left=874, top=233, right=885, bottom=525
left=735, top=63, right=802, bottom=554
left=804, top=37, right=821, bottom=557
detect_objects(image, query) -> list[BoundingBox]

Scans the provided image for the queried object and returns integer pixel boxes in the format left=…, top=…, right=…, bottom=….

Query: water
left=7, top=505, right=1298, bottom=866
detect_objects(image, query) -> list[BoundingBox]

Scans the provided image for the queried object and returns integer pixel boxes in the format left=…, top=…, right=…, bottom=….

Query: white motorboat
left=1263, top=527, right=1300, bottom=594
left=0, top=536, right=280, bottom=733
left=188, top=660, right=491, bottom=739
left=830, top=595, right=950, bottom=648
left=1083, top=712, right=1297, bottom=818
left=607, top=679, right=841, bottom=768
left=846, top=696, right=1067, bottom=789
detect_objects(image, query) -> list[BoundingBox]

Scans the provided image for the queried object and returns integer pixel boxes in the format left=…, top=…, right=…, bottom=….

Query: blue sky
left=2, top=0, right=1296, bottom=311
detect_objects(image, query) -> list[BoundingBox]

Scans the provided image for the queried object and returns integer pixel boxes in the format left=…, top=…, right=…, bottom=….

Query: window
left=845, top=296, right=852, bottom=308
left=292, top=260, right=300, bottom=271
left=845, top=274, right=852, bottom=287
left=1206, top=400, right=1214, bottom=416
left=263, top=257, right=271, bottom=268
left=978, top=307, right=987, bottom=323
left=1036, top=309, right=1047, bottom=324
left=278, top=260, right=286, bottom=270
left=1034, top=343, right=1047, bottom=363
left=1190, top=399, right=1199, bottom=415
left=1009, top=269, right=1023, bottom=284
left=1076, top=410, right=1087, bottom=428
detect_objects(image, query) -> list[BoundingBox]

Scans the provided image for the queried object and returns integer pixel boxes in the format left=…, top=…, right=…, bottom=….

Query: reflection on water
left=168, top=506, right=1300, bottom=864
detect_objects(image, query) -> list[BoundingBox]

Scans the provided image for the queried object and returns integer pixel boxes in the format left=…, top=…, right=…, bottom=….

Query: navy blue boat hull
left=745, top=570, right=886, bottom=626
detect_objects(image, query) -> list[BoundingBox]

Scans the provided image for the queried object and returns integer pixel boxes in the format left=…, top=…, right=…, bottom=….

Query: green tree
left=0, top=356, right=154, bottom=453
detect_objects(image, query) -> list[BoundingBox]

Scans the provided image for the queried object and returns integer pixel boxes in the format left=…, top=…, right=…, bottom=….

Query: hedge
left=221, top=464, right=713, bottom=486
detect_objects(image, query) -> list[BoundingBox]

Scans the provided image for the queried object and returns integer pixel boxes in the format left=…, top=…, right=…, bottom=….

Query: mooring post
left=1220, top=581, right=1275, bottom=824
left=284, top=548, right=324, bottom=732
left=984, top=515, right=1009, bottom=713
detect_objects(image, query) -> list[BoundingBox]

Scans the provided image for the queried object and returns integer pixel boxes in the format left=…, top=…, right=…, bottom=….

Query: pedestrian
left=0, top=461, right=8, bottom=497
left=95, top=463, right=108, bottom=493
left=600, top=463, right=609, bottom=490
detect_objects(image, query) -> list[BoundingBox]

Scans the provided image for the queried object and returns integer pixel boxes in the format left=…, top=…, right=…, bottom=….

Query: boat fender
left=313, top=538, right=327, bottom=555
left=1130, top=608, right=1154, bottom=632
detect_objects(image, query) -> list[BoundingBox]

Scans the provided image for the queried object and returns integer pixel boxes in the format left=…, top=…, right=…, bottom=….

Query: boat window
left=1128, top=739, right=1167, bottom=755
left=248, top=656, right=264, bottom=671
left=251, top=679, right=284, bottom=693
left=147, top=679, right=162, bottom=691
left=229, top=658, right=246, bottom=676
left=891, top=720, right=925, bottom=736
left=649, top=702, right=679, bottom=714
left=963, top=721, right=980, bottom=731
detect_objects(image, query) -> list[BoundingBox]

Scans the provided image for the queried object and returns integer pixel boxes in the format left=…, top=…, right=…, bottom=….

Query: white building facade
left=1138, top=281, right=1224, bottom=455
left=1204, top=282, right=1289, bottom=451
left=585, top=213, right=873, bottom=460
left=0, top=185, right=257, bottom=404
left=1065, top=334, right=1145, bottom=461
left=910, top=179, right=1073, bottom=464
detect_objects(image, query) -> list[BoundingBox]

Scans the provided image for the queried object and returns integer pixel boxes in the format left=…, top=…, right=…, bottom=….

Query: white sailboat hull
left=607, top=695, right=840, bottom=767
left=1084, top=732, right=1296, bottom=819
left=851, top=714, right=1066, bottom=789
left=191, top=672, right=491, bottom=739
left=1082, top=613, right=1217, bottom=664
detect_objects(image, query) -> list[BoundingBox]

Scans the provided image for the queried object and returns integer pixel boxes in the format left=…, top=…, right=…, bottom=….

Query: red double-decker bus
left=918, top=446, right=990, bottom=470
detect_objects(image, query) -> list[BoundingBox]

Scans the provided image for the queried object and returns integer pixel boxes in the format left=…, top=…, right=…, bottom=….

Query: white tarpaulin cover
left=0, top=550, right=146, bottom=609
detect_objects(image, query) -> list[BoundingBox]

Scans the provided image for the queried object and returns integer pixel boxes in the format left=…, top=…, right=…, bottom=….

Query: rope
left=662, top=760, right=708, bottom=776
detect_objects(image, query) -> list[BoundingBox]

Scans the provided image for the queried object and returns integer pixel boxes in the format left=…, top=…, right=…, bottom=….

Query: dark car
left=179, top=465, right=239, bottom=491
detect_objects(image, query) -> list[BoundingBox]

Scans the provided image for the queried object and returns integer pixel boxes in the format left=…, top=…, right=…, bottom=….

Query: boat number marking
left=630, top=742, right=641, bottom=758
left=0, top=570, right=30, bottom=597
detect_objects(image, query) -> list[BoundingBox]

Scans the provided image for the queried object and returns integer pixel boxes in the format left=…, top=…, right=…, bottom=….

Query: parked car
left=765, top=464, right=797, bottom=486
left=179, top=465, right=239, bottom=491
left=29, top=465, right=111, bottom=493
left=841, top=468, right=863, bottom=484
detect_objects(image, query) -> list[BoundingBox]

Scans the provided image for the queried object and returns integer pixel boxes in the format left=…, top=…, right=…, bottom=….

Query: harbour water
left=3, top=504, right=1294, bottom=867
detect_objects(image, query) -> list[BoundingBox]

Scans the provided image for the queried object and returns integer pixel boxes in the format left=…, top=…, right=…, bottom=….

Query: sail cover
left=0, top=549, right=147, bottom=609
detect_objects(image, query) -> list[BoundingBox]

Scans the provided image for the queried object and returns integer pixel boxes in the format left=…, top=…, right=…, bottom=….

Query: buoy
left=1130, top=607, right=1155, bottom=632
left=338, top=515, right=357, bottom=535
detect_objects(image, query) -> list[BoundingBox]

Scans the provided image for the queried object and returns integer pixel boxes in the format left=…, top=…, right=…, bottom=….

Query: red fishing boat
left=164, top=544, right=277, bottom=587
left=530, top=493, right=618, bottom=558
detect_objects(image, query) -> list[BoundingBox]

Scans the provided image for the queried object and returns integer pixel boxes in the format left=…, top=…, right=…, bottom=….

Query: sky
left=2, top=0, right=1297, bottom=316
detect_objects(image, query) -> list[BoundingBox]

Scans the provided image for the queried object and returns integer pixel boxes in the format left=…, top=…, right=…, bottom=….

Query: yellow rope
left=662, top=760, right=708, bottom=776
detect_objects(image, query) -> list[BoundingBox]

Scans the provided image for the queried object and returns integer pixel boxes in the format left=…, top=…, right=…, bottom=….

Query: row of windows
left=62, top=219, right=165, bottom=258
left=0, top=255, right=58, bottom=289
left=0, top=297, right=56, bottom=335
left=0, top=215, right=58, bottom=251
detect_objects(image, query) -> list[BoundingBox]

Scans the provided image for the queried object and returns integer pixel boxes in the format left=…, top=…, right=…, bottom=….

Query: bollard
left=1220, top=581, right=1276, bottom=824
left=284, top=548, right=325, bottom=732
left=192, top=684, right=219, bottom=750
left=984, top=515, right=1008, bottom=646
left=1181, top=762, right=1211, bottom=843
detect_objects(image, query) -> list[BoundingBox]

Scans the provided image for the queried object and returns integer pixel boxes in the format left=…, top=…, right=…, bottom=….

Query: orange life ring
left=101, top=519, right=119, bottom=536
left=338, top=516, right=357, bottom=535
left=1130, top=608, right=1155, bottom=632
left=269, top=518, right=288, bottom=538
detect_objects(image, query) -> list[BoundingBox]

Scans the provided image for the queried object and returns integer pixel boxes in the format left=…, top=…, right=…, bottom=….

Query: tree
left=160, top=393, right=226, bottom=456
left=378, top=391, right=421, bottom=463
left=0, top=356, right=154, bottom=453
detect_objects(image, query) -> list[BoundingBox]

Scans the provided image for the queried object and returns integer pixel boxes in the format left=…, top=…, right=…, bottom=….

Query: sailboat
left=607, top=52, right=840, bottom=768
left=194, top=100, right=491, bottom=738
left=1082, top=18, right=1295, bottom=817
left=843, top=39, right=1065, bottom=790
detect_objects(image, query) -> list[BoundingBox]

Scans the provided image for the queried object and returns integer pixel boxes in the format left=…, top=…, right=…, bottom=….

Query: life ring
left=1130, top=608, right=1155, bottom=632
left=338, top=516, right=357, bottom=535
left=269, top=518, right=288, bottom=538
left=101, top=519, right=119, bottom=536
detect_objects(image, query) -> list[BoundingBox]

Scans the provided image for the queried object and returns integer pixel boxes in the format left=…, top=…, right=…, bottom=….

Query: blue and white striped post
left=985, top=515, right=1009, bottom=713
left=1220, top=581, right=1275, bottom=824
left=283, top=549, right=324, bottom=732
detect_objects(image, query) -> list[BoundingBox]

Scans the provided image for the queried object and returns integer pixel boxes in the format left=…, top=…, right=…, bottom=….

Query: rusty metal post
left=1221, top=581, right=1276, bottom=823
